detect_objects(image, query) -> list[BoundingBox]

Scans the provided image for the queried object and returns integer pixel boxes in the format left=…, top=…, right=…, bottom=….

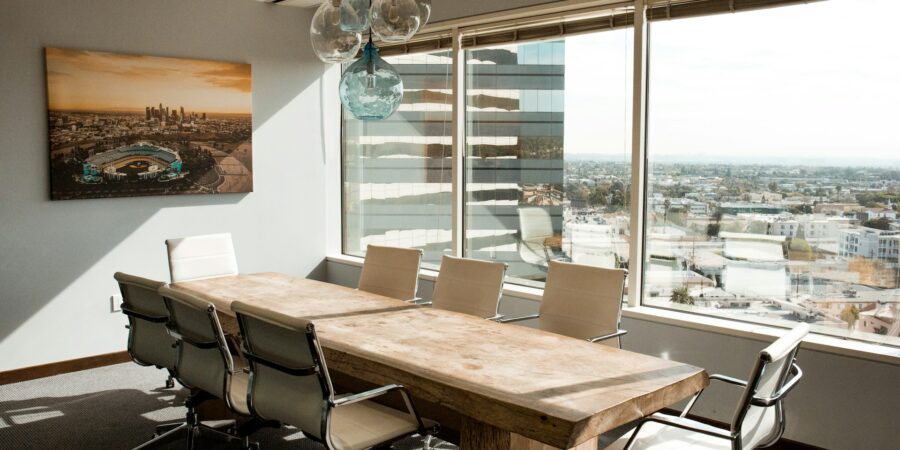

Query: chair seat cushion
left=330, top=399, right=424, bottom=450
left=228, top=370, right=250, bottom=415
left=608, top=420, right=731, bottom=450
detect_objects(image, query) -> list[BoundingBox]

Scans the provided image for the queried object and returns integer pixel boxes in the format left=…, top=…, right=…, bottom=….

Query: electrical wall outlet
left=110, top=294, right=121, bottom=313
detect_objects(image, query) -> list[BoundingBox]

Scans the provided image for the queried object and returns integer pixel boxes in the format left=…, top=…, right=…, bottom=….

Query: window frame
left=336, top=0, right=900, bottom=354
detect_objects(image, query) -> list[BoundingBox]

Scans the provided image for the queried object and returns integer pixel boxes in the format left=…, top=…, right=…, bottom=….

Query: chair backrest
left=539, top=260, right=627, bottom=346
left=358, top=244, right=423, bottom=301
left=731, top=324, right=808, bottom=450
left=432, top=255, right=507, bottom=319
left=114, top=272, right=174, bottom=370
left=165, top=233, right=238, bottom=283
left=158, top=286, right=234, bottom=405
left=232, top=301, right=333, bottom=443
left=518, top=207, right=554, bottom=241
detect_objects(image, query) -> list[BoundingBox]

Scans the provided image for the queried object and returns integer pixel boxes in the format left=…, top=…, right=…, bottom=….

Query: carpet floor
left=0, top=363, right=440, bottom=449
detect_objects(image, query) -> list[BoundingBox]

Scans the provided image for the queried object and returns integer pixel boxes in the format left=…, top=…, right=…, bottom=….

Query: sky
left=564, top=0, right=900, bottom=164
left=45, top=48, right=252, bottom=114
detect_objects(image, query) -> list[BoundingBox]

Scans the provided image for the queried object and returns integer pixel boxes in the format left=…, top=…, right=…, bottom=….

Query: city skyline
left=45, top=48, right=251, bottom=114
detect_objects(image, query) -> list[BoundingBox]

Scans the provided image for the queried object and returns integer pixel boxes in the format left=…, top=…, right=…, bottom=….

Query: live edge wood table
left=170, top=272, right=708, bottom=450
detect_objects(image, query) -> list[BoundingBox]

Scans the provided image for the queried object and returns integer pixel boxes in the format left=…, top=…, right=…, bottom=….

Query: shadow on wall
left=0, top=0, right=327, bottom=350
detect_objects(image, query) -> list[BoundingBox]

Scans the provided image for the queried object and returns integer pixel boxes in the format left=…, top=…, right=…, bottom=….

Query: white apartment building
left=839, top=227, right=900, bottom=261
left=768, top=216, right=849, bottom=240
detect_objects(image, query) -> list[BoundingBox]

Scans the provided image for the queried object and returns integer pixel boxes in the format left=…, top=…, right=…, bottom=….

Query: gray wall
left=326, top=259, right=900, bottom=450
left=0, top=0, right=329, bottom=371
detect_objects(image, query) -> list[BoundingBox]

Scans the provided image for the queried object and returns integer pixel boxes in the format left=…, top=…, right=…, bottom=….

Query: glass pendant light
left=310, top=0, right=362, bottom=63
left=370, top=0, right=422, bottom=43
left=339, top=37, right=403, bottom=120
left=416, top=0, right=432, bottom=27
left=340, top=0, right=370, bottom=32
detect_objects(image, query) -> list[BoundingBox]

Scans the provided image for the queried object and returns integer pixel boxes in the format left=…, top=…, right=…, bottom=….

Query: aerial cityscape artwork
left=45, top=48, right=252, bottom=200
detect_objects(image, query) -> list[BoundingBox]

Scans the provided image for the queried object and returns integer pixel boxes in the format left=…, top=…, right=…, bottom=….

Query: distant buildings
left=840, top=227, right=900, bottom=261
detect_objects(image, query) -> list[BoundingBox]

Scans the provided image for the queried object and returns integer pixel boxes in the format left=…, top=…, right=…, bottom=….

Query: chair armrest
left=588, top=329, right=627, bottom=343
left=709, top=373, right=748, bottom=387
left=679, top=372, right=748, bottom=417
left=121, top=306, right=168, bottom=323
left=332, top=384, right=402, bottom=408
left=332, top=384, right=433, bottom=434
left=644, top=414, right=734, bottom=440
left=494, top=313, right=540, bottom=323
left=751, top=362, right=802, bottom=407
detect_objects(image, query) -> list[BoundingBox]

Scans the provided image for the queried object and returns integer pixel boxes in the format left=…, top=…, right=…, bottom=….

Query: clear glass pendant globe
left=340, top=0, right=370, bottom=33
left=310, top=0, right=362, bottom=63
left=339, top=42, right=404, bottom=120
left=370, top=0, right=422, bottom=43
left=416, top=0, right=432, bottom=27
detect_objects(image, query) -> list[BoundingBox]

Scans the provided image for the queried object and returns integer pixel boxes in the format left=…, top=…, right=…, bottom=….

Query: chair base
left=132, top=391, right=262, bottom=450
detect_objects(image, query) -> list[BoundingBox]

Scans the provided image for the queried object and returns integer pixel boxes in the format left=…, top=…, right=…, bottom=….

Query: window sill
left=621, top=306, right=900, bottom=366
left=325, top=254, right=900, bottom=366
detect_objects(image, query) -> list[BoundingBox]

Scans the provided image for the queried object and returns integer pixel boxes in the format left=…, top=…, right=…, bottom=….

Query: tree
left=663, top=199, right=671, bottom=229
left=671, top=286, right=695, bottom=305
left=706, top=223, right=721, bottom=238
left=863, top=217, right=892, bottom=230
left=840, top=304, right=859, bottom=331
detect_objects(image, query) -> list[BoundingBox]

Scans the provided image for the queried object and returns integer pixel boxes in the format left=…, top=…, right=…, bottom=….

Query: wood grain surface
left=171, top=273, right=707, bottom=449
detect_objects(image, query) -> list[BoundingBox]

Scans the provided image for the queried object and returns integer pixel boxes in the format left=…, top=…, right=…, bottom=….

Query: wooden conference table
left=170, top=272, right=708, bottom=450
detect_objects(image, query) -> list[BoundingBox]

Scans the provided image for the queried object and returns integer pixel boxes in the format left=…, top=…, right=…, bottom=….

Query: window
left=643, top=0, right=900, bottom=346
left=342, top=50, right=453, bottom=268
left=340, top=0, right=900, bottom=348
left=463, top=31, right=632, bottom=287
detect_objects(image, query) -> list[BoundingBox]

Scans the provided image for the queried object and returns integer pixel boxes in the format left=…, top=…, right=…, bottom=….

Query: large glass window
left=463, top=31, right=632, bottom=287
left=340, top=1, right=900, bottom=349
left=343, top=50, right=453, bottom=267
left=643, top=0, right=900, bottom=346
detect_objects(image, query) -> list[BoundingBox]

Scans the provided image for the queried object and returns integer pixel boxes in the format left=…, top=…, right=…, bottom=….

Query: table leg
left=460, top=416, right=598, bottom=450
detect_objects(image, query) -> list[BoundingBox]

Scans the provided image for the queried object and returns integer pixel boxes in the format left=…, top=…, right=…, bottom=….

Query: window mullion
left=628, top=0, right=649, bottom=307
left=451, top=27, right=465, bottom=258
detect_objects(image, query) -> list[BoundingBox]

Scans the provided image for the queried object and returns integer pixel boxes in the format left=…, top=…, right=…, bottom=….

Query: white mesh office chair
left=423, top=255, right=507, bottom=320
left=497, top=260, right=628, bottom=347
left=149, top=286, right=274, bottom=450
left=165, top=233, right=238, bottom=283
left=357, top=244, right=423, bottom=301
left=114, top=272, right=176, bottom=388
left=517, top=207, right=556, bottom=268
left=610, top=324, right=809, bottom=450
left=232, top=300, right=439, bottom=450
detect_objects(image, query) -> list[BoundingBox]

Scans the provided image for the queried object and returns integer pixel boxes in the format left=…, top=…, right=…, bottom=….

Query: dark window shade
left=647, top=0, right=821, bottom=21
left=363, top=0, right=819, bottom=56
left=455, top=0, right=818, bottom=49
left=460, top=9, right=635, bottom=49
left=362, top=35, right=453, bottom=58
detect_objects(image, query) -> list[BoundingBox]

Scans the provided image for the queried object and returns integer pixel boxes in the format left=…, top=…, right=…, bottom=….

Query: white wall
left=326, top=260, right=900, bottom=450
left=0, top=0, right=331, bottom=371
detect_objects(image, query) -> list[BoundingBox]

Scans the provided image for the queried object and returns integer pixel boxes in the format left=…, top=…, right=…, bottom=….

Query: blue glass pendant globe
left=339, top=41, right=404, bottom=121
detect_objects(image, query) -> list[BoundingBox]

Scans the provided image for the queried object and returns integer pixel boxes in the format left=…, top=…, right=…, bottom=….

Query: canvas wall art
left=45, top=48, right=252, bottom=200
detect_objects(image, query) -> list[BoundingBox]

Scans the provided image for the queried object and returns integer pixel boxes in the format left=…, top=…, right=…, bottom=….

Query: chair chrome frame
left=236, top=313, right=437, bottom=450
left=494, top=269, right=629, bottom=348
left=622, top=346, right=805, bottom=450
left=115, top=273, right=176, bottom=388
left=145, top=293, right=267, bottom=450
